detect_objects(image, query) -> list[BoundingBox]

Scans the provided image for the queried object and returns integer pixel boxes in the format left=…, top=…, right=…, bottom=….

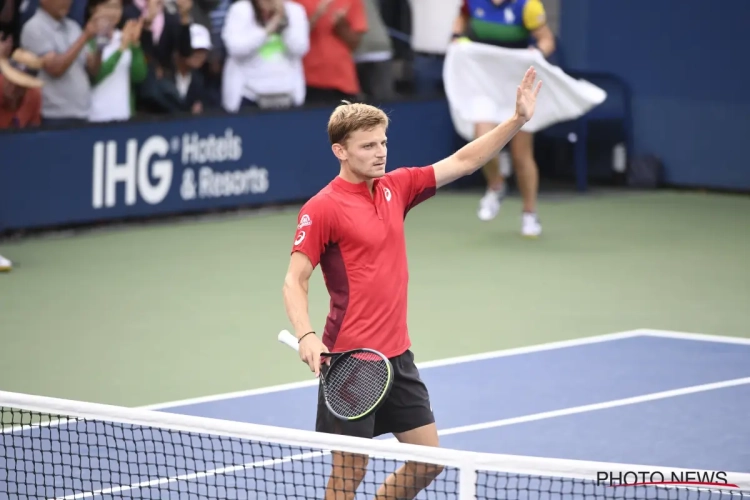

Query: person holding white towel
left=452, top=0, right=554, bottom=237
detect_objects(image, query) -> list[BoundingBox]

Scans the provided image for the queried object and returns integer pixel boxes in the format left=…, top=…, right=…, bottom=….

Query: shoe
left=521, top=212, right=542, bottom=237
left=0, top=254, right=12, bottom=272
left=477, top=186, right=506, bottom=221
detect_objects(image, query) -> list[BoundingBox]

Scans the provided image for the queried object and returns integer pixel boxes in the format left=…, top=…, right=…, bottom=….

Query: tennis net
left=1, top=389, right=749, bottom=500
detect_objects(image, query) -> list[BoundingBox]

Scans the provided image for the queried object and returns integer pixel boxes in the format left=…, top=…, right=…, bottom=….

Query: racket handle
left=277, top=329, right=300, bottom=352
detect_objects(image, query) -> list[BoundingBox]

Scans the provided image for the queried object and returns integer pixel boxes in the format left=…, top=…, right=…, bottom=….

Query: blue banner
left=0, top=100, right=459, bottom=232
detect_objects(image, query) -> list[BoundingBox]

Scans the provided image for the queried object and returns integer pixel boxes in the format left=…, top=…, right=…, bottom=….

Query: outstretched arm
left=432, top=67, right=542, bottom=189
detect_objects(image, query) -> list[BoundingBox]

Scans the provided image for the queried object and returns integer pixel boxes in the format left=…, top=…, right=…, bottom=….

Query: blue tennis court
left=3, top=328, right=750, bottom=499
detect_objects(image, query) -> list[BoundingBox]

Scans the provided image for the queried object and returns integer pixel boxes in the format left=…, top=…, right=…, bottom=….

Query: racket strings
left=324, top=352, right=390, bottom=419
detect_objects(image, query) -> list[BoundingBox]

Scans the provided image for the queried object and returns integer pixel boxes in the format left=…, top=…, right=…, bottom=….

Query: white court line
left=637, top=328, right=750, bottom=346
left=56, top=376, right=750, bottom=499
left=429, top=376, right=750, bottom=437
left=141, top=329, right=645, bottom=410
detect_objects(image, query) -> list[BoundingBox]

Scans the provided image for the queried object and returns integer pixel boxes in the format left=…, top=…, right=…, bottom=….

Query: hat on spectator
left=190, top=23, right=212, bottom=51
left=0, top=49, right=44, bottom=88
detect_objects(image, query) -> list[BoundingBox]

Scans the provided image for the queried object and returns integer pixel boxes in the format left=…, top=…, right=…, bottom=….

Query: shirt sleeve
left=385, top=165, right=437, bottom=216
left=281, top=2, right=310, bottom=58
left=290, top=195, right=336, bottom=268
left=20, top=20, right=54, bottom=57
left=347, top=0, right=368, bottom=33
left=221, top=1, right=268, bottom=59
left=523, top=0, right=547, bottom=31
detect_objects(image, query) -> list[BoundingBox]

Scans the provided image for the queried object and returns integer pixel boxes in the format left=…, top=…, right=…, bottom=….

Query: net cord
left=2, top=389, right=749, bottom=494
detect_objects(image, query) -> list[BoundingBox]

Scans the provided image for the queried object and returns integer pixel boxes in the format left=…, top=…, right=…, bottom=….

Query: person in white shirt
left=86, top=0, right=148, bottom=122
left=221, top=0, right=309, bottom=112
left=407, top=0, right=460, bottom=95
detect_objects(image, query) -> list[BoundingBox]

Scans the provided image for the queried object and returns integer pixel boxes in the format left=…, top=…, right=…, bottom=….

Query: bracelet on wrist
left=298, top=331, right=316, bottom=343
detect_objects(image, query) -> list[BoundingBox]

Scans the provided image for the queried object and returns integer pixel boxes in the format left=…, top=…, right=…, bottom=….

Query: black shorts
left=315, top=349, right=435, bottom=438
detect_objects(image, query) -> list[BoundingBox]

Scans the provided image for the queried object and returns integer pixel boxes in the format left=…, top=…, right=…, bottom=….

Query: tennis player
left=282, top=67, right=542, bottom=500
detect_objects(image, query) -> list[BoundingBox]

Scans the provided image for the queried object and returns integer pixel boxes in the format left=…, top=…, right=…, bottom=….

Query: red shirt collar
left=331, top=174, right=380, bottom=195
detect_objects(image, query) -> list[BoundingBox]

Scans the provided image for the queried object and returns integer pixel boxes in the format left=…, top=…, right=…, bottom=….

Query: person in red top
left=295, top=0, right=367, bottom=103
left=0, top=48, right=43, bottom=129
left=283, top=67, right=542, bottom=499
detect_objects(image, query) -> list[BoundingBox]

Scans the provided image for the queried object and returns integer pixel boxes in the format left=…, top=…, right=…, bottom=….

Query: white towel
left=443, top=40, right=607, bottom=141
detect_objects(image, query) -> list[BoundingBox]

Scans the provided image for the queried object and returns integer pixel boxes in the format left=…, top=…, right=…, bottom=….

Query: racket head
left=319, top=348, right=394, bottom=422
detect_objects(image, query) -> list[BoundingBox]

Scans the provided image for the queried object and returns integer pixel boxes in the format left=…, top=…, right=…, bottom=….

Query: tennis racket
left=277, top=329, right=394, bottom=422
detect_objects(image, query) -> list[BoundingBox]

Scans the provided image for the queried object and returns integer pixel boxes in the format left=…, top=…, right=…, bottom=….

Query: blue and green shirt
left=461, top=0, right=547, bottom=49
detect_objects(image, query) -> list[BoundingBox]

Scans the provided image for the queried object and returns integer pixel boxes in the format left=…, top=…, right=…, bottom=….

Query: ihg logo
left=91, top=129, right=244, bottom=208
left=91, top=135, right=173, bottom=209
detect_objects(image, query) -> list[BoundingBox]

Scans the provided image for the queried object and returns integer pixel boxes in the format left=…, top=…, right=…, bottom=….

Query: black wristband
left=298, top=331, right=316, bottom=343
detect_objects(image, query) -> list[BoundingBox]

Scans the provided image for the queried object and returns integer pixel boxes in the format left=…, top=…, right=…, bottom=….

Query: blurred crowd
left=0, top=0, right=456, bottom=129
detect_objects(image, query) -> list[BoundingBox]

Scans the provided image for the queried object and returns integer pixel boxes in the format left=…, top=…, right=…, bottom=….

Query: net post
left=458, top=460, right=477, bottom=500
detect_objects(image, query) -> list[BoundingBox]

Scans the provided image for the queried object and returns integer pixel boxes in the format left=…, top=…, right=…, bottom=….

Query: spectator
left=353, top=0, right=393, bottom=102
left=407, top=0, right=460, bottom=95
left=140, top=0, right=193, bottom=72
left=296, top=0, right=366, bottom=104
left=0, top=47, right=43, bottom=128
left=20, top=0, right=106, bottom=126
left=204, top=0, right=230, bottom=102
left=171, top=22, right=211, bottom=114
left=221, top=0, right=309, bottom=112
left=126, top=0, right=194, bottom=114
left=86, top=0, right=148, bottom=122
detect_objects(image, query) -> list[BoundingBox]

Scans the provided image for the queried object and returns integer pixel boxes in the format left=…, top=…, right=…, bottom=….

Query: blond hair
left=327, top=101, right=390, bottom=146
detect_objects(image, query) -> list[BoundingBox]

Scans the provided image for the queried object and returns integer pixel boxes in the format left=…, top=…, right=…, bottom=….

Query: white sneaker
left=477, top=186, right=506, bottom=221
left=521, top=212, right=542, bottom=237
left=0, top=254, right=12, bottom=272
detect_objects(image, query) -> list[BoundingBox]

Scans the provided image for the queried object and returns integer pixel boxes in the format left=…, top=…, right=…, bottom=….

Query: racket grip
left=277, top=330, right=300, bottom=352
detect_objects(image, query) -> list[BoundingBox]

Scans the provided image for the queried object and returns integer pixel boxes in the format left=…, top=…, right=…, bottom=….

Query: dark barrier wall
left=0, top=99, right=458, bottom=232
left=560, top=0, right=750, bottom=190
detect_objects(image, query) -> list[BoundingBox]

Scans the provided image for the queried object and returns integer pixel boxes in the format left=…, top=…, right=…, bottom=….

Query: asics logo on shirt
left=298, top=214, right=312, bottom=229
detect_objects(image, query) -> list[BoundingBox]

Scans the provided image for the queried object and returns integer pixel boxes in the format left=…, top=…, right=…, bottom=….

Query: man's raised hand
left=515, top=66, right=543, bottom=123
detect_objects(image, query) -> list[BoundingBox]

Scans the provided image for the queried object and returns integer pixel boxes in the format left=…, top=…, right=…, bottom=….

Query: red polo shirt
left=291, top=165, right=437, bottom=359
